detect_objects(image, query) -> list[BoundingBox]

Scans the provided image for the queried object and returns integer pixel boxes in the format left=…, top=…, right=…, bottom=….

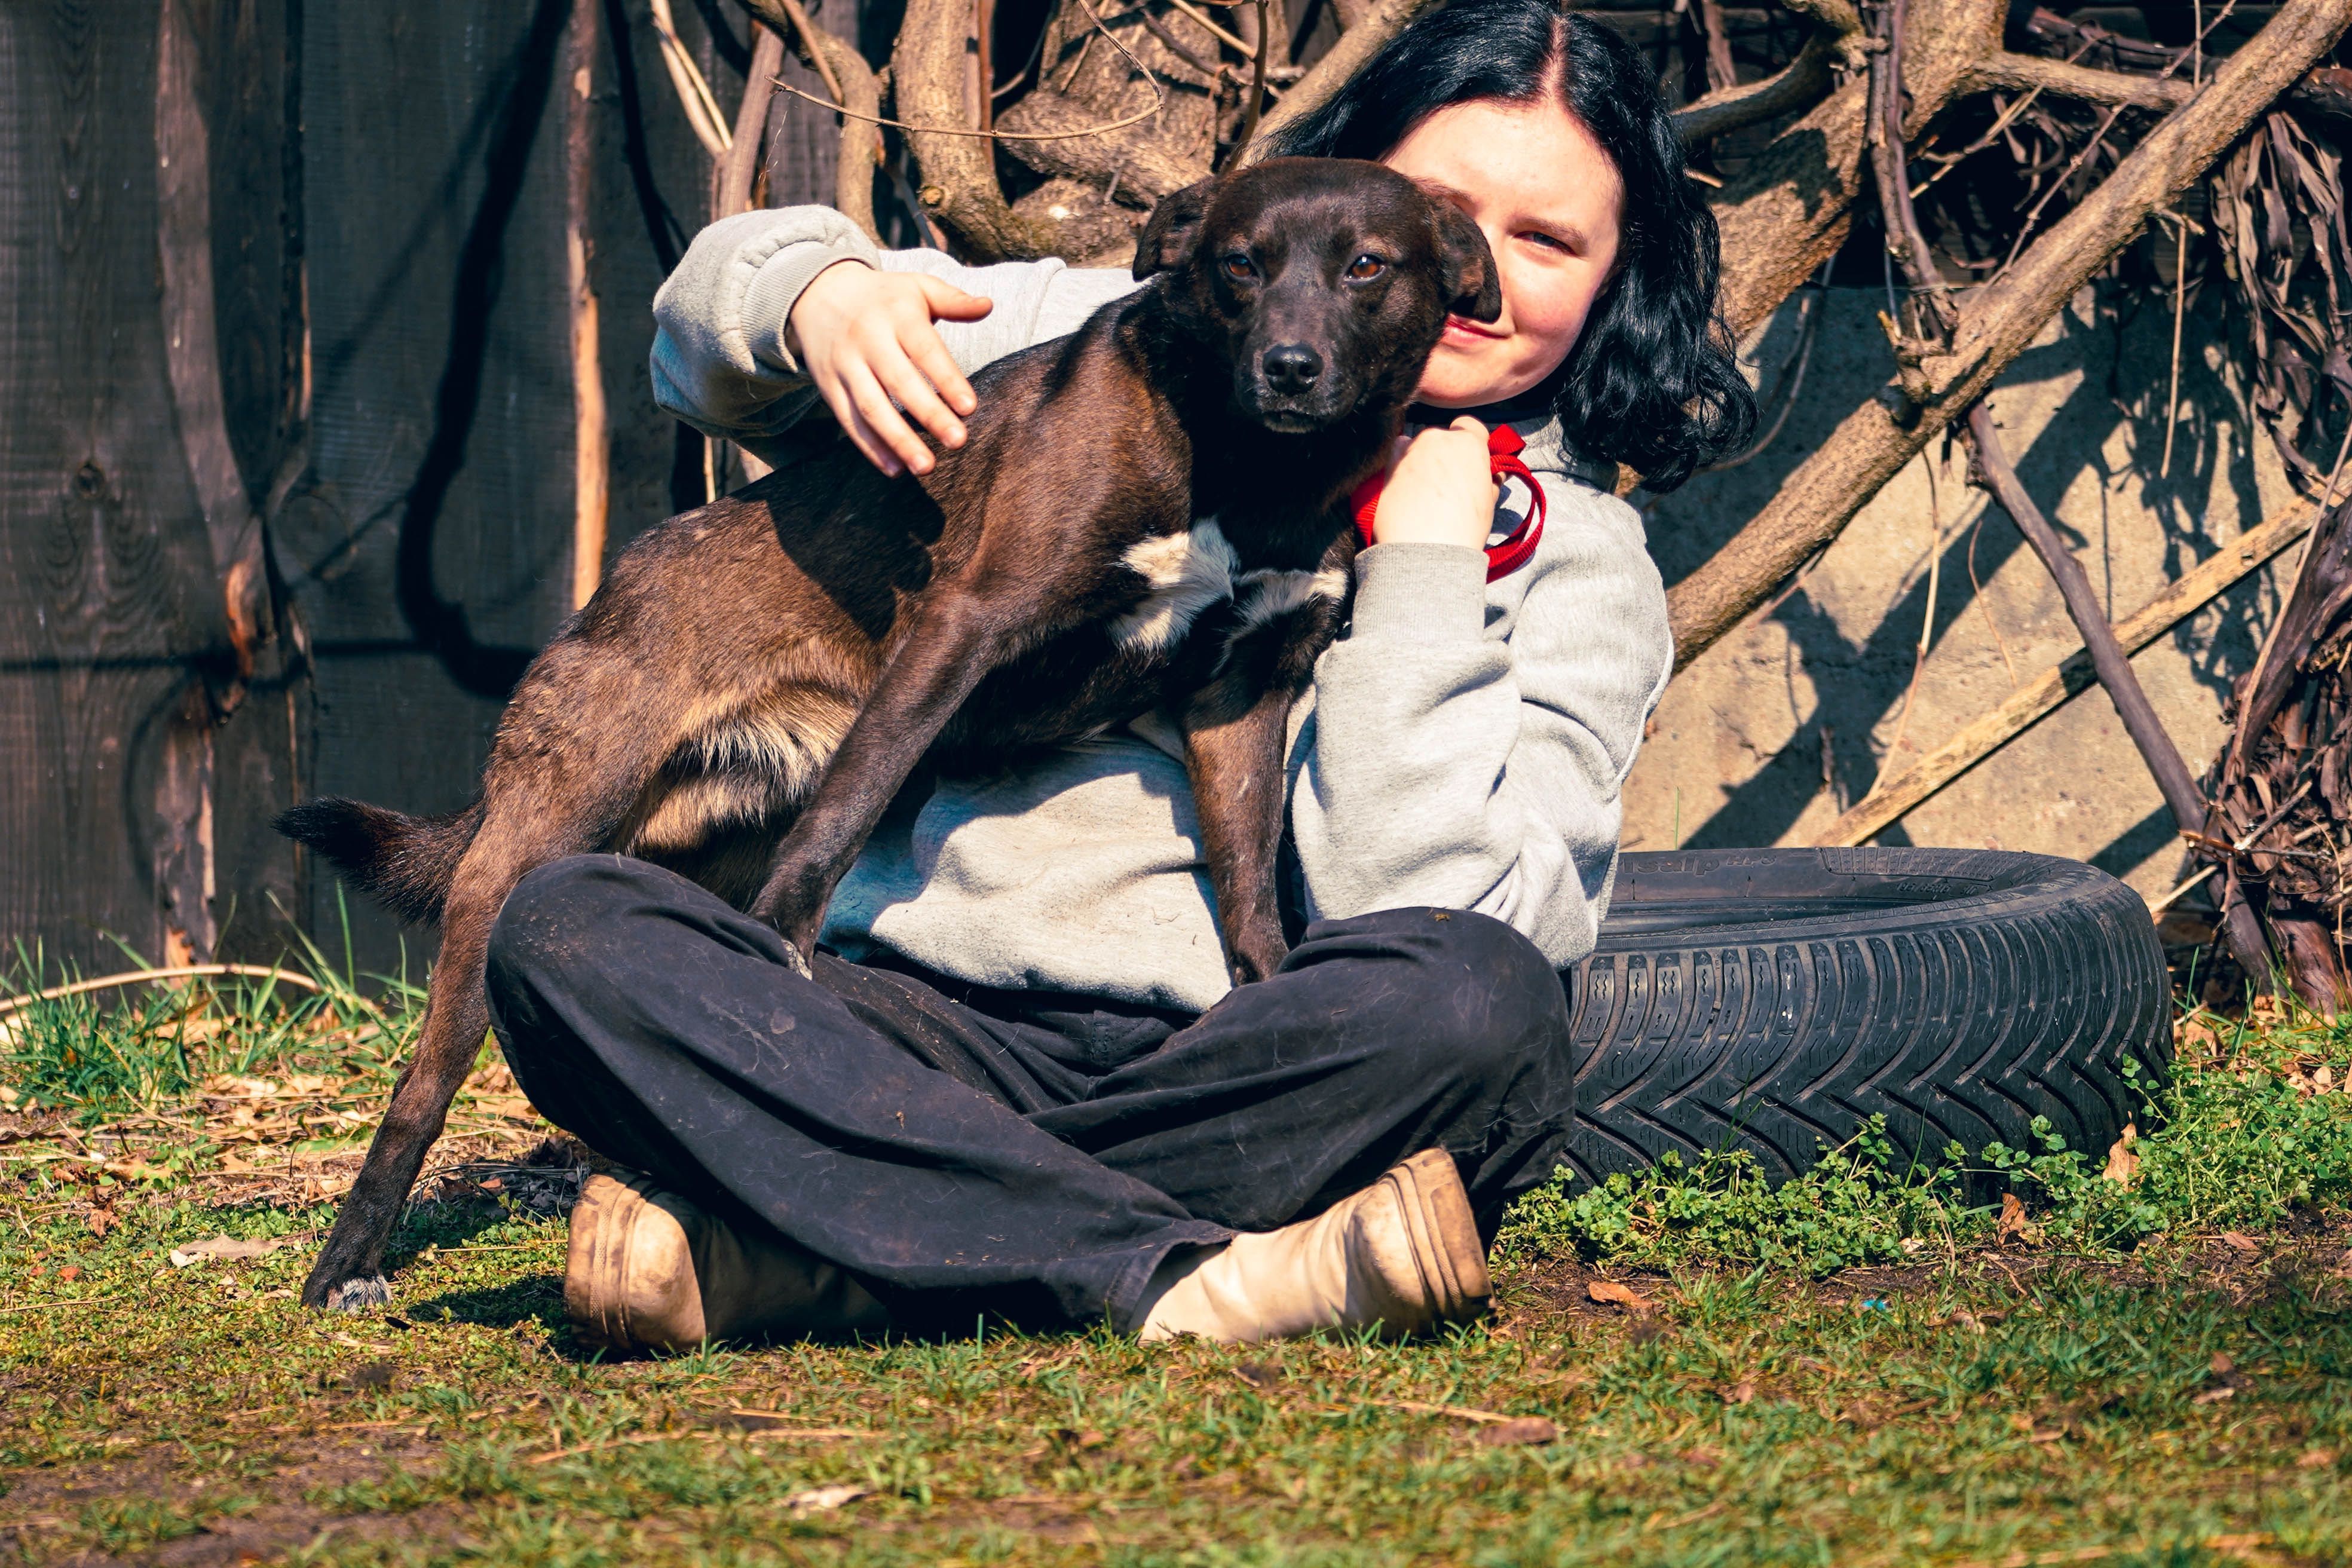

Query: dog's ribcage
left=625, top=517, right=1346, bottom=891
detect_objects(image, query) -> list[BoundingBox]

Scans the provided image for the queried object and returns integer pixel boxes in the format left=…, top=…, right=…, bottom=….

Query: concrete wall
left=1627, top=281, right=2299, bottom=905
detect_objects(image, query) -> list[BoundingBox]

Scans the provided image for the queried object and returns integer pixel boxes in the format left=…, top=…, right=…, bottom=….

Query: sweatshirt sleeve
left=1290, top=486, right=1673, bottom=968
left=648, top=206, right=1141, bottom=461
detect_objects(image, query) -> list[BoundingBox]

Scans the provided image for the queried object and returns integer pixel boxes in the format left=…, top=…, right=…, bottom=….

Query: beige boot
left=565, top=1171, right=889, bottom=1353
left=1138, top=1149, right=1490, bottom=1344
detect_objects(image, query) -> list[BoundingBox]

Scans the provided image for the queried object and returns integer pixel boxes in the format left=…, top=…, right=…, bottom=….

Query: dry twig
left=1668, top=0, right=2352, bottom=672
left=0, top=966, right=324, bottom=1018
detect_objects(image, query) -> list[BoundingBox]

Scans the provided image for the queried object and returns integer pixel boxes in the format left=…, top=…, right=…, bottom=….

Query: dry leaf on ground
left=1472, top=1417, right=1558, bottom=1446
left=2194, top=1352, right=2254, bottom=1404
left=785, top=1483, right=871, bottom=1515
left=2176, top=1018, right=2223, bottom=1054
left=2102, top=1123, right=2140, bottom=1186
left=467, top=1061, right=517, bottom=1092
left=202, top=1074, right=275, bottom=1098
left=2299, top=1448, right=2339, bottom=1469
left=169, top=1232, right=310, bottom=1267
left=2222, top=1230, right=2262, bottom=1253
left=201, top=1073, right=334, bottom=1100
left=1996, top=1193, right=2042, bottom=1247
left=1722, top=1379, right=1757, bottom=1406
left=1588, top=1279, right=1654, bottom=1312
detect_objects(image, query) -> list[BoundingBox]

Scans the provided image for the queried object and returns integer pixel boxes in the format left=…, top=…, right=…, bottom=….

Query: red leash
left=1348, top=422, right=1547, bottom=583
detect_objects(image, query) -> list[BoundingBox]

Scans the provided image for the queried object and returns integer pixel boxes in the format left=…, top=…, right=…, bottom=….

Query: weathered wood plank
left=0, top=0, right=289, bottom=974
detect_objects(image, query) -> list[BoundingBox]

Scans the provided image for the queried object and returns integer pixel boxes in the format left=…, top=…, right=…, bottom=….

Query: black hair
left=1263, top=0, right=1754, bottom=491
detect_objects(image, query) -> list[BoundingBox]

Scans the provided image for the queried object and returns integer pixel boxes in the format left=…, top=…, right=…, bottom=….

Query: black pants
left=486, top=855, right=1576, bottom=1333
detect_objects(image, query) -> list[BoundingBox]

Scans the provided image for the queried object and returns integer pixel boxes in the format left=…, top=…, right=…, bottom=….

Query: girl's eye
left=1346, top=255, right=1386, bottom=281
left=1222, top=254, right=1255, bottom=280
left=1524, top=231, right=1571, bottom=253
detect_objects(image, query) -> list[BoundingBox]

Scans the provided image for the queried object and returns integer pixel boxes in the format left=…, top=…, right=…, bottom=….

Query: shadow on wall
left=1632, top=279, right=2281, bottom=890
left=393, top=0, right=571, bottom=702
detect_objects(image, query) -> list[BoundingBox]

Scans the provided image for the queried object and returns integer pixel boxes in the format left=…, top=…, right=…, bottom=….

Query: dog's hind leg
left=300, top=809, right=621, bottom=1309
left=301, top=895, right=497, bottom=1307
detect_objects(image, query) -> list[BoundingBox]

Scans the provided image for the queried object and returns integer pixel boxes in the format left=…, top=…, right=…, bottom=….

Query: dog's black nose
left=1261, top=343, right=1324, bottom=395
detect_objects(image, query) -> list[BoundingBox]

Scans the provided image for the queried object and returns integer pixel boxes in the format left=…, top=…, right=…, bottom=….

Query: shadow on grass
left=405, top=1270, right=569, bottom=1334
left=384, top=1195, right=555, bottom=1258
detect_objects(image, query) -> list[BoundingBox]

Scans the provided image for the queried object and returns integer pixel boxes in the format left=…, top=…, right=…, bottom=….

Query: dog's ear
left=1430, top=201, right=1503, bottom=324
left=1132, top=179, right=1218, bottom=281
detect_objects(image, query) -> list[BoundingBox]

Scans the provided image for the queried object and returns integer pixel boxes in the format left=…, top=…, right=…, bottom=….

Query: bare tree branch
left=738, top=0, right=883, bottom=240
left=1668, top=0, right=2352, bottom=669
left=1710, top=0, right=2002, bottom=338
left=1965, top=406, right=2277, bottom=978
left=1781, top=0, right=1867, bottom=49
left=719, top=22, right=787, bottom=218
left=1699, top=0, right=1740, bottom=94
left=1676, top=0, right=1875, bottom=148
left=568, top=0, right=610, bottom=611
left=1970, top=51, right=2197, bottom=109
left=1674, top=32, right=1841, bottom=145
left=894, top=0, right=1062, bottom=257
left=1839, top=0, right=2277, bottom=981
left=993, top=85, right=1212, bottom=201
left=1710, top=76, right=1869, bottom=338
left=650, top=0, right=734, bottom=160
left=1244, top=0, right=1444, bottom=158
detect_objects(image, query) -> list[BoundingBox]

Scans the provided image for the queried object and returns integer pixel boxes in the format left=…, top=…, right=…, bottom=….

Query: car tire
left=1563, top=847, right=2171, bottom=1186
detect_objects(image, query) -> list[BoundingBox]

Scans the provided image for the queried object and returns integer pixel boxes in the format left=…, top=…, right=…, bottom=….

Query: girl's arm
left=1291, top=484, right=1671, bottom=969
left=650, top=206, right=1139, bottom=471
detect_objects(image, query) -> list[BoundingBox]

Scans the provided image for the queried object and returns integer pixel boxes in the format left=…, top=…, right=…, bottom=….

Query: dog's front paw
left=320, top=1273, right=393, bottom=1312
left=780, top=942, right=813, bottom=980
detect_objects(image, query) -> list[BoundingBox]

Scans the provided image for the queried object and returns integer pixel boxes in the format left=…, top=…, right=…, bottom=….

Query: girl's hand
left=1369, top=416, right=1501, bottom=551
left=785, top=261, right=994, bottom=476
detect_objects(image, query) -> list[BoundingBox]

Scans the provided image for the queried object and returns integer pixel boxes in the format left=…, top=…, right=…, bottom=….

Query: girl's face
left=1380, top=96, right=1625, bottom=408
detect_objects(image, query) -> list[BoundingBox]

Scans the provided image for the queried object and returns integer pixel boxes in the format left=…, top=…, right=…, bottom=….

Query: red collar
left=1348, top=423, right=1547, bottom=583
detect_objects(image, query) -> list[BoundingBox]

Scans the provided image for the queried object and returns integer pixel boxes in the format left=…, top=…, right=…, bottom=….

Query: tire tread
left=1565, top=849, right=2167, bottom=1185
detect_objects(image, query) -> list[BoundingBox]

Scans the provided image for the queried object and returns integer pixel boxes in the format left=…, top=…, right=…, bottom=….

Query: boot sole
left=1389, top=1149, right=1492, bottom=1324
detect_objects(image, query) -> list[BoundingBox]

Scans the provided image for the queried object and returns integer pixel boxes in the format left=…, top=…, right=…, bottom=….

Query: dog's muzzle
left=1241, top=341, right=1355, bottom=432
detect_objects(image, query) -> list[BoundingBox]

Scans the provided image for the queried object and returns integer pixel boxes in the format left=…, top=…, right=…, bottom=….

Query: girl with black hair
left=492, top=0, right=1759, bottom=1353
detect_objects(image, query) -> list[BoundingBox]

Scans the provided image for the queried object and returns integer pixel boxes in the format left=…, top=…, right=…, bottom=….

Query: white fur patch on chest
left=1231, top=565, right=1350, bottom=635
left=1110, top=521, right=1239, bottom=654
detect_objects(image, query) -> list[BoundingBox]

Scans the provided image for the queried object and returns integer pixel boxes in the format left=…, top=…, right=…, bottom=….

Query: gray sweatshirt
left=649, top=207, right=1674, bottom=1013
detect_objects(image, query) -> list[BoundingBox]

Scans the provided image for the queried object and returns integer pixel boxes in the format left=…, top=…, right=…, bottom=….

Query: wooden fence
left=0, top=0, right=870, bottom=977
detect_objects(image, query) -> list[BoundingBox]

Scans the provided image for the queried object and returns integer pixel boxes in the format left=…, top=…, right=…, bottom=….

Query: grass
left=2, top=953, right=2350, bottom=1567
left=1502, top=1010, right=2352, bottom=1276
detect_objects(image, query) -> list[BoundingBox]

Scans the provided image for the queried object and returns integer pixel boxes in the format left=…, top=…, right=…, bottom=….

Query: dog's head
left=1132, top=158, right=1502, bottom=434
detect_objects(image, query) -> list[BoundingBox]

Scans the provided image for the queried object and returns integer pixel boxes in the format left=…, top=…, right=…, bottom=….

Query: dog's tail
left=275, top=798, right=486, bottom=926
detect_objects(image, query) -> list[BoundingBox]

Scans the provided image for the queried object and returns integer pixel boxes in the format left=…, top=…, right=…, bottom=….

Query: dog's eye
left=1345, top=255, right=1386, bottom=281
left=1221, top=253, right=1255, bottom=281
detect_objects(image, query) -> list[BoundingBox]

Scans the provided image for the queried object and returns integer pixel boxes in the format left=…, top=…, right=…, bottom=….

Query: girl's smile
left=1442, top=316, right=1510, bottom=344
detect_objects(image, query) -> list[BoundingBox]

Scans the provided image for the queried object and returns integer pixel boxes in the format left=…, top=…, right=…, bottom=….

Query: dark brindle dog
left=278, top=158, right=1501, bottom=1310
